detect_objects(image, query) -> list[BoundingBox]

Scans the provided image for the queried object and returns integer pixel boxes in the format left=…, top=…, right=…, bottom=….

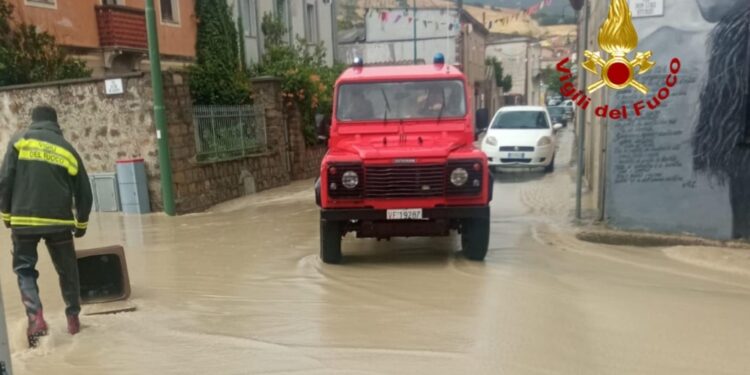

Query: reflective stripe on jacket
left=0, top=121, right=93, bottom=234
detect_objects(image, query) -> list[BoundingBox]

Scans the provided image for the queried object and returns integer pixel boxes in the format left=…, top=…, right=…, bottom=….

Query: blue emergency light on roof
left=353, top=57, right=364, bottom=67
left=433, top=53, right=445, bottom=65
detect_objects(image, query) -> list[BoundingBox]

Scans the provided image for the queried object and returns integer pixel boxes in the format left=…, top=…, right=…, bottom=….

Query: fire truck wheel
left=462, top=218, right=489, bottom=261
left=320, top=219, right=343, bottom=264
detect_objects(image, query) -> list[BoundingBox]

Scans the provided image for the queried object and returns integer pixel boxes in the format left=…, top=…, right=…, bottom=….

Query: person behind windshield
left=344, top=91, right=374, bottom=120
left=418, top=87, right=445, bottom=117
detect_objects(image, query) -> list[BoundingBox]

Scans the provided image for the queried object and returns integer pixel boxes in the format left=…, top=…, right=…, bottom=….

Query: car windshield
left=548, top=107, right=564, bottom=117
left=336, top=80, right=466, bottom=121
left=491, top=111, right=549, bottom=129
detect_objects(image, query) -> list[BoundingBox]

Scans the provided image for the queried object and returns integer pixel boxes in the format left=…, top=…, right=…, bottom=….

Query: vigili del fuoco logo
left=555, top=0, right=682, bottom=120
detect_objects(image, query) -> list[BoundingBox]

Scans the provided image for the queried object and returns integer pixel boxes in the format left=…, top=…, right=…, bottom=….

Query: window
left=102, top=0, right=125, bottom=5
left=160, top=0, right=179, bottom=25
left=25, top=0, right=56, bottom=8
left=240, top=0, right=257, bottom=38
left=336, top=80, right=467, bottom=122
left=275, top=0, right=288, bottom=27
left=305, top=2, right=319, bottom=44
left=548, top=107, right=565, bottom=116
left=491, top=111, right=550, bottom=130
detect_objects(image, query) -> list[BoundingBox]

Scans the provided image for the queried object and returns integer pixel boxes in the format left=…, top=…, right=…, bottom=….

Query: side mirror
left=316, top=114, right=331, bottom=143
left=553, top=123, right=564, bottom=131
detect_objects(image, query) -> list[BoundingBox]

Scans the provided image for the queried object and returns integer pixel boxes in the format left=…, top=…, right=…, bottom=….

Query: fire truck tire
left=462, top=218, right=489, bottom=261
left=320, top=219, right=343, bottom=264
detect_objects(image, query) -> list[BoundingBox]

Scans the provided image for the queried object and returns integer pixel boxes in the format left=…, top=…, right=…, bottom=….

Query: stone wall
left=295, top=146, right=326, bottom=180
left=284, top=102, right=327, bottom=180
left=0, top=74, right=161, bottom=208
left=162, top=75, right=293, bottom=214
left=0, top=73, right=326, bottom=215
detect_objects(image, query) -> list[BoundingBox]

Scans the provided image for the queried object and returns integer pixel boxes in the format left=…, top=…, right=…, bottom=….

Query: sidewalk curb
left=576, top=228, right=750, bottom=249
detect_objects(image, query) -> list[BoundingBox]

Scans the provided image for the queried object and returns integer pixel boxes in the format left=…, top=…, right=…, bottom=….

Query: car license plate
left=386, top=209, right=423, bottom=220
left=508, top=152, right=525, bottom=159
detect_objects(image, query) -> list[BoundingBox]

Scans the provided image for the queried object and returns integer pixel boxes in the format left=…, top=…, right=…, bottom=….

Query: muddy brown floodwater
left=2, top=130, right=750, bottom=374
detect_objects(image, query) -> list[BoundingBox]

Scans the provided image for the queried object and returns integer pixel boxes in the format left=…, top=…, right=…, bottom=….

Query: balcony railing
left=95, top=5, right=147, bottom=50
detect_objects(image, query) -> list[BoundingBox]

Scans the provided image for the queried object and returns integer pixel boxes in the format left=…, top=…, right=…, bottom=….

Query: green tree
left=539, top=66, right=574, bottom=94
left=0, top=0, right=90, bottom=86
left=253, top=14, right=344, bottom=145
left=485, top=57, right=513, bottom=92
left=531, top=12, right=577, bottom=26
left=189, top=0, right=251, bottom=105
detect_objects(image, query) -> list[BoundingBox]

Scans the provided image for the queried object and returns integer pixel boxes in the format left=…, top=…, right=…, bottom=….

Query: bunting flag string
left=366, top=5, right=546, bottom=32
left=479, top=0, right=556, bottom=28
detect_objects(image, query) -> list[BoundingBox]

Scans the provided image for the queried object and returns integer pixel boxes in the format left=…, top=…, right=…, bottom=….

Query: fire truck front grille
left=364, top=165, right=445, bottom=199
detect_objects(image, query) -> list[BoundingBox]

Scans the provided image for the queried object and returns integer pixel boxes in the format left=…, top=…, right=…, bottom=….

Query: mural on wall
left=692, top=0, right=750, bottom=239
left=605, top=0, right=749, bottom=239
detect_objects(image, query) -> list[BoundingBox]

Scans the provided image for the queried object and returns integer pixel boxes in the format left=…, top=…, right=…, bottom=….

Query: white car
left=481, top=106, right=563, bottom=173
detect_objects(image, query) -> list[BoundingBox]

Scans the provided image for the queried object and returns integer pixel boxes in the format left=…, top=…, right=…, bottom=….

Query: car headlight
left=537, top=136, right=552, bottom=147
left=485, top=136, right=498, bottom=146
left=450, top=168, right=469, bottom=186
left=341, top=171, right=359, bottom=189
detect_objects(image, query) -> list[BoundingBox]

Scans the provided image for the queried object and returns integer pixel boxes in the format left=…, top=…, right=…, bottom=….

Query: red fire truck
left=315, top=55, right=493, bottom=264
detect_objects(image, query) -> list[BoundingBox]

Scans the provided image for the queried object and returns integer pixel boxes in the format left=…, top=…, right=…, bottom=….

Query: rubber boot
left=67, top=315, right=80, bottom=335
left=27, top=310, right=48, bottom=348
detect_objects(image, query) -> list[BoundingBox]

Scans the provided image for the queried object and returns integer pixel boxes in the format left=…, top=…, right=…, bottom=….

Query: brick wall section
left=95, top=5, right=148, bottom=50
left=162, top=75, right=293, bottom=214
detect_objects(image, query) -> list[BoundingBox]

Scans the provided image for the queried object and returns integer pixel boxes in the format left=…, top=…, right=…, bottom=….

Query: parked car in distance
left=481, top=106, right=562, bottom=174
left=561, top=99, right=575, bottom=119
left=315, top=56, right=493, bottom=264
left=547, top=106, right=568, bottom=127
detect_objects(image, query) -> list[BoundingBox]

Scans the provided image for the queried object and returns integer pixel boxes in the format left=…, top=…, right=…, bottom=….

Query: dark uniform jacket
left=0, top=121, right=93, bottom=234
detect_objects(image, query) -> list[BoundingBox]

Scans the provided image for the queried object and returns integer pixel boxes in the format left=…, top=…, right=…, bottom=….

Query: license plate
left=386, top=209, right=423, bottom=220
left=508, top=152, right=525, bottom=159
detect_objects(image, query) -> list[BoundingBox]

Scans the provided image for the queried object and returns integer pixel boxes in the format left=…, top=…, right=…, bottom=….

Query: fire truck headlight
left=450, top=168, right=469, bottom=187
left=342, top=171, right=360, bottom=189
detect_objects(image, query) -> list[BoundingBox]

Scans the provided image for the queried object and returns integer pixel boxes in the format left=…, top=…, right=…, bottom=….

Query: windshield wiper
left=436, top=89, right=446, bottom=125
left=381, top=89, right=391, bottom=124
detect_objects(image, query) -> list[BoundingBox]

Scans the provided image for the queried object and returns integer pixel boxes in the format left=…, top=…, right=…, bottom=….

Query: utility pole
left=575, top=1, right=589, bottom=220
left=413, top=0, right=418, bottom=64
left=525, top=42, right=530, bottom=104
left=145, top=0, right=176, bottom=216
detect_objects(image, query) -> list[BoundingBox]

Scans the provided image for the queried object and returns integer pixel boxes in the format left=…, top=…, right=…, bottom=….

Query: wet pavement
left=2, top=129, right=750, bottom=374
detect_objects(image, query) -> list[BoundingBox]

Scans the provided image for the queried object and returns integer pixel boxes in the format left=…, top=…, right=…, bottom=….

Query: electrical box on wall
left=89, top=173, right=120, bottom=212
left=116, top=159, right=151, bottom=214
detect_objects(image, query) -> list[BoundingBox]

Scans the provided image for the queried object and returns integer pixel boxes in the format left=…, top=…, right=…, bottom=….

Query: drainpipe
left=145, top=0, right=176, bottom=216
left=331, top=0, right=339, bottom=64
left=413, top=0, right=417, bottom=64
left=575, top=0, right=589, bottom=221
left=598, top=116, right=608, bottom=221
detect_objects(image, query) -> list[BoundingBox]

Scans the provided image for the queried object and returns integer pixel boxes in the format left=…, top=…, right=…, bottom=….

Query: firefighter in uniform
left=0, top=106, right=93, bottom=347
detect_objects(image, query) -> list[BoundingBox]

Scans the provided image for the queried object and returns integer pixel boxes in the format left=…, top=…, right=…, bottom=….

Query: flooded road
left=2, top=129, right=750, bottom=374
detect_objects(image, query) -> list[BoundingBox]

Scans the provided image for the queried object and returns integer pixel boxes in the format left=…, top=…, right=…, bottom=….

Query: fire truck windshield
left=336, top=80, right=466, bottom=122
